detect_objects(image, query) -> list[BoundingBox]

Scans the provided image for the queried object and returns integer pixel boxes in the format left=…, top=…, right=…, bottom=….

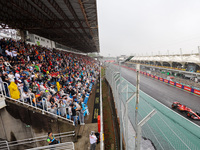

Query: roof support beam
left=64, top=0, right=89, bottom=37
left=47, top=0, right=92, bottom=49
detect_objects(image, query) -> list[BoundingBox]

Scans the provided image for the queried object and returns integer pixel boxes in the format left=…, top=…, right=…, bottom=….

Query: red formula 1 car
left=186, top=111, right=200, bottom=120
left=171, top=102, right=192, bottom=112
left=172, top=102, right=200, bottom=120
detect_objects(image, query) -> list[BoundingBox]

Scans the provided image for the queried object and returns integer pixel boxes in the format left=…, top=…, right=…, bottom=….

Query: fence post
left=135, top=64, right=140, bottom=126
left=135, top=64, right=140, bottom=149
left=119, top=61, right=123, bottom=150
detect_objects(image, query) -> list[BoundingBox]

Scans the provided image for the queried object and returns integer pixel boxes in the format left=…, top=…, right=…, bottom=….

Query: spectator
left=12, top=48, right=18, bottom=62
left=59, top=100, right=66, bottom=117
left=22, top=90, right=31, bottom=103
left=8, top=81, right=20, bottom=100
left=0, top=72, right=3, bottom=94
left=15, top=70, right=20, bottom=81
left=8, top=71, right=15, bottom=82
left=49, top=105, right=57, bottom=115
left=89, top=131, right=97, bottom=150
left=47, top=132, right=59, bottom=145
left=70, top=104, right=77, bottom=126
left=79, top=104, right=85, bottom=125
left=0, top=38, right=100, bottom=125
left=36, top=97, right=43, bottom=109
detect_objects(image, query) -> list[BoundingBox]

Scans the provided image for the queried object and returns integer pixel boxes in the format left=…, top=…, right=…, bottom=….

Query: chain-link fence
left=105, top=63, right=200, bottom=150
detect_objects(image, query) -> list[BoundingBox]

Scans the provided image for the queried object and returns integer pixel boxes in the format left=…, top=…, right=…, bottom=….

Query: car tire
left=187, top=112, right=192, bottom=117
left=172, top=103, right=177, bottom=109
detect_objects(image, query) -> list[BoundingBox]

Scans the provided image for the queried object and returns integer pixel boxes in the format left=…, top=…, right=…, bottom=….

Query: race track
left=118, top=65, right=200, bottom=126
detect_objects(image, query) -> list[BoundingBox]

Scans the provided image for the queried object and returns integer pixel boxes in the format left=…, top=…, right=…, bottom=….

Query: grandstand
left=129, top=54, right=200, bottom=72
left=127, top=54, right=200, bottom=89
left=0, top=0, right=102, bottom=149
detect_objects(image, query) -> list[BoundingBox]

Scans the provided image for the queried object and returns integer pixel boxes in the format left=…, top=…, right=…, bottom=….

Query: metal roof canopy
left=0, top=0, right=99, bottom=53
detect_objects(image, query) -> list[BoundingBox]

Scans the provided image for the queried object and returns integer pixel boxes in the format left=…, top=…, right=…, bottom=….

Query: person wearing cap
left=89, top=131, right=97, bottom=150
left=15, top=70, right=20, bottom=80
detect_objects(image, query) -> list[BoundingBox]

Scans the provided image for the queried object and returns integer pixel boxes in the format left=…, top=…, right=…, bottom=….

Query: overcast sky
left=97, top=0, right=200, bottom=57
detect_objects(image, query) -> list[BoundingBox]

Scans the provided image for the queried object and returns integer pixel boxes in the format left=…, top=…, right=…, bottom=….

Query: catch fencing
left=105, top=63, right=200, bottom=150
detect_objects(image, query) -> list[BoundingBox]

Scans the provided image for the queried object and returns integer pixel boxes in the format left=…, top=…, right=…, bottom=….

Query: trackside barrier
left=106, top=63, right=200, bottom=150
left=121, top=64, right=200, bottom=96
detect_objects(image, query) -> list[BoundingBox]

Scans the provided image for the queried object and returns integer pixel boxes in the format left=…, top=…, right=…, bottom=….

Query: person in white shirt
left=22, top=91, right=31, bottom=103
left=49, top=86, right=56, bottom=95
left=17, top=80, right=23, bottom=93
left=12, top=50, right=17, bottom=56
left=15, top=71, right=20, bottom=80
left=5, top=49, right=10, bottom=57
left=12, top=50, right=18, bottom=62
left=8, top=72, right=15, bottom=83
left=89, top=131, right=97, bottom=150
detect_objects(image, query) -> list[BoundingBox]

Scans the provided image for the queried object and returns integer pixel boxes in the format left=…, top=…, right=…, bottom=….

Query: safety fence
left=0, top=131, right=75, bottom=150
left=105, top=63, right=200, bottom=150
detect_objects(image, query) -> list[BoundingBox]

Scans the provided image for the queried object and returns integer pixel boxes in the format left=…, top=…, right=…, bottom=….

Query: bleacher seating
left=0, top=38, right=99, bottom=125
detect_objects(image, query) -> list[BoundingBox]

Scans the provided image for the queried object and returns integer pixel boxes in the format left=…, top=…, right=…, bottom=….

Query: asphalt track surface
left=117, top=65, right=200, bottom=126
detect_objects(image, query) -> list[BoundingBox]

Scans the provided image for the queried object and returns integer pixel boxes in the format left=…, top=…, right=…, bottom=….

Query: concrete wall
left=0, top=100, right=75, bottom=149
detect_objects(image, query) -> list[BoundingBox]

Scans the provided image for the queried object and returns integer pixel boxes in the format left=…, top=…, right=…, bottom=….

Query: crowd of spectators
left=0, top=38, right=99, bottom=126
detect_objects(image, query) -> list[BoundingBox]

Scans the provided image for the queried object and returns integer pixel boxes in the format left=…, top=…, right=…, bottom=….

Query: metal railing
left=0, top=131, right=75, bottom=150
left=26, top=142, right=75, bottom=150
left=0, top=81, right=74, bottom=125
left=105, top=63, right=200, bottom=150
left=0, top=140, right=9, bottom=150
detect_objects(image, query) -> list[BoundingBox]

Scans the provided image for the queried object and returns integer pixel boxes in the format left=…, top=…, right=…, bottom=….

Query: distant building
left=26, top=33, right=55, bottom=48
left=0, top=29, right=20, bottom=40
